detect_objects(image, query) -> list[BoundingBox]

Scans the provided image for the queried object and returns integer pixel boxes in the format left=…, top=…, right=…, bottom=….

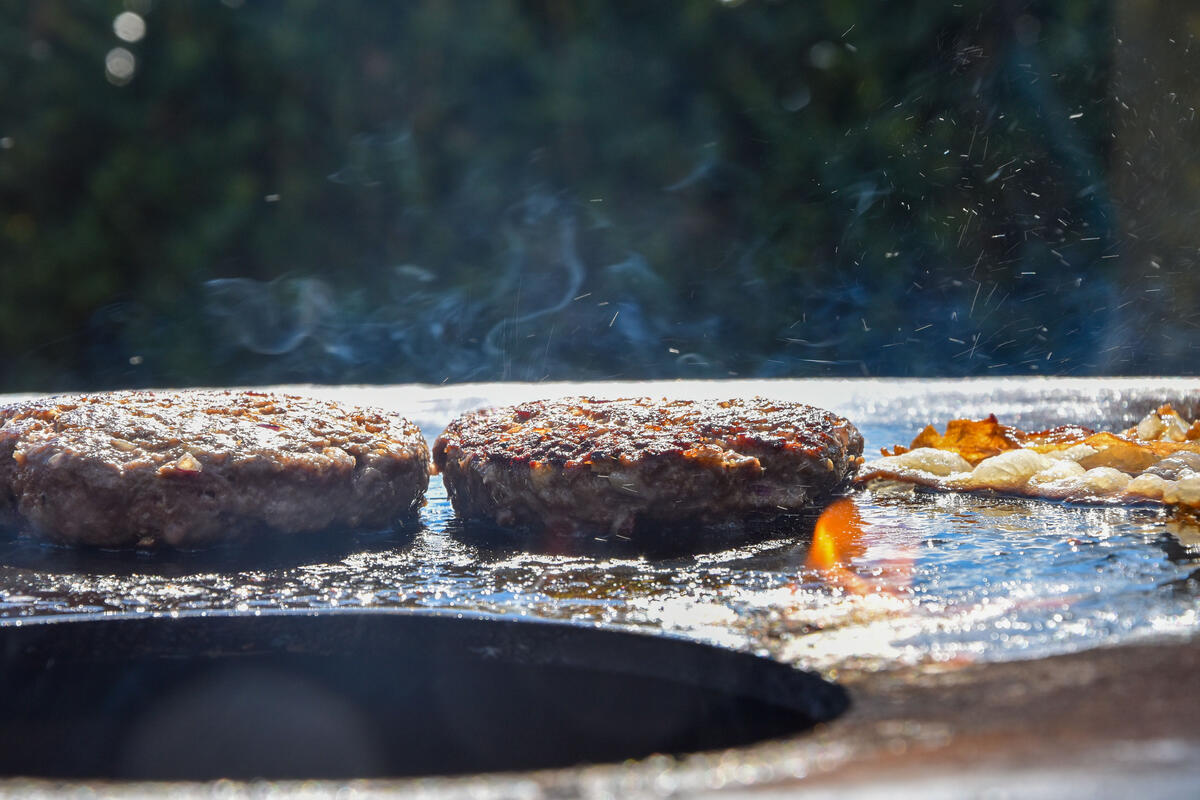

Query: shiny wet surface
left=0, top=378, right=1197, bottom=674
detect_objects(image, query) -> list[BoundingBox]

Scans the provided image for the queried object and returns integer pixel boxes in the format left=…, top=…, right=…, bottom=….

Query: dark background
left=1, top=0, right=1196, bottom=391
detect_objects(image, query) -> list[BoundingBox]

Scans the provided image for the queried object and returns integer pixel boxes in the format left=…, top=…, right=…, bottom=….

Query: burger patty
left=432, top=397, right=864, bottom=536
left=0, top=390, right=430, bottom=547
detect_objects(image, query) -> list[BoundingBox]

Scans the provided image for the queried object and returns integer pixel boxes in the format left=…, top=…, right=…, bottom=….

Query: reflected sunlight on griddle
left=3, top=383, right=1200, bottom=676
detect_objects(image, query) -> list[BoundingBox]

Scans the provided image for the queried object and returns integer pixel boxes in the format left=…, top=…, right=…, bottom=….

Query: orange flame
left=806, top=496, right=914, bottom=597
left=807, top=497, right=866, bottom=569
left=806, top=497, right=872, bottom=595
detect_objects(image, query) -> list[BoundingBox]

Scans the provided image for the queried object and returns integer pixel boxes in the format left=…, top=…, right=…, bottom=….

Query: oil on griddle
left=0, top=380, right=1196, bottom=674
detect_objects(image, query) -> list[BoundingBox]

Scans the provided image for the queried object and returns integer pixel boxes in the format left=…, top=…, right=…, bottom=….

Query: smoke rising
left=201, top=190, right=724, bottom=384
left=204, top=278, right=337, bottom=357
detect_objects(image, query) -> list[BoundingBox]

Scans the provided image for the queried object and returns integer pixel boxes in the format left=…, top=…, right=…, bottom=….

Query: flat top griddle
left=1, top=378, right=1198, bottom=797
left=2, top=378, right=1196, bottom=668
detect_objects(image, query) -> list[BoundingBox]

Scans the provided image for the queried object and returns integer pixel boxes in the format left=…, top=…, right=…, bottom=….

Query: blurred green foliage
left=2, top=0, right=1184, bottom=390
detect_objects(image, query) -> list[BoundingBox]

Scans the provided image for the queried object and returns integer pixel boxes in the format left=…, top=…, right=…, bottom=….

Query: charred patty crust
left=0, top=390, right=430, bottom=547
left=432, top=397, right=864, bottom=535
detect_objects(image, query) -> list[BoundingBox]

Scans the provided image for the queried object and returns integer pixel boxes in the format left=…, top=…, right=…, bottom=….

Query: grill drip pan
left=0, top=612, right=844, bottom=780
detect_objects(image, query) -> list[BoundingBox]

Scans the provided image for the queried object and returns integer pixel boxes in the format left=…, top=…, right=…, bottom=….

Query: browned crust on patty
left=0, top=390, right=430, bottom=547
left=432, top=397, right=864, bottom=536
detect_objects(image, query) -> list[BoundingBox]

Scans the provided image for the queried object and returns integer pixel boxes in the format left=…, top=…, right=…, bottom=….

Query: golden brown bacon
left=859, top=405, right=1200, bottom=509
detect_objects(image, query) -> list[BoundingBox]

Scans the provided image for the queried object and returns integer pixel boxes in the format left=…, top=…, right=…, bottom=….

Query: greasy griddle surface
left=0, top=378, right=1194, bottom=664
left=0, top=379, right=1197, bottom=796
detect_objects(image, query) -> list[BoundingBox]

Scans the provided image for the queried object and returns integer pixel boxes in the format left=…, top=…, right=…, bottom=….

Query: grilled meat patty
left=0, top=390, right=430, bottom=547
left=432, top=397, right=864, bottom=535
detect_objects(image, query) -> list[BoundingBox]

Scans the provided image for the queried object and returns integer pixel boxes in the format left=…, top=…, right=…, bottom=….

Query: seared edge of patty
left=0, top=390, right=430, bottom=547
left=432, top=397, right=864, bottom=535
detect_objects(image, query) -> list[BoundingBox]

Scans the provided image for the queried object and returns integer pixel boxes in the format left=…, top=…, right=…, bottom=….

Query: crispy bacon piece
left=885, top=415, right=1025, bottom=464
left=859, top=405, right=1200, bottom=510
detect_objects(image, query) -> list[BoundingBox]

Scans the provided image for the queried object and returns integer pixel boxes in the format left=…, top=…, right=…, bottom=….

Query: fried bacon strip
left=858, top=405, right=1200, bottom=509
